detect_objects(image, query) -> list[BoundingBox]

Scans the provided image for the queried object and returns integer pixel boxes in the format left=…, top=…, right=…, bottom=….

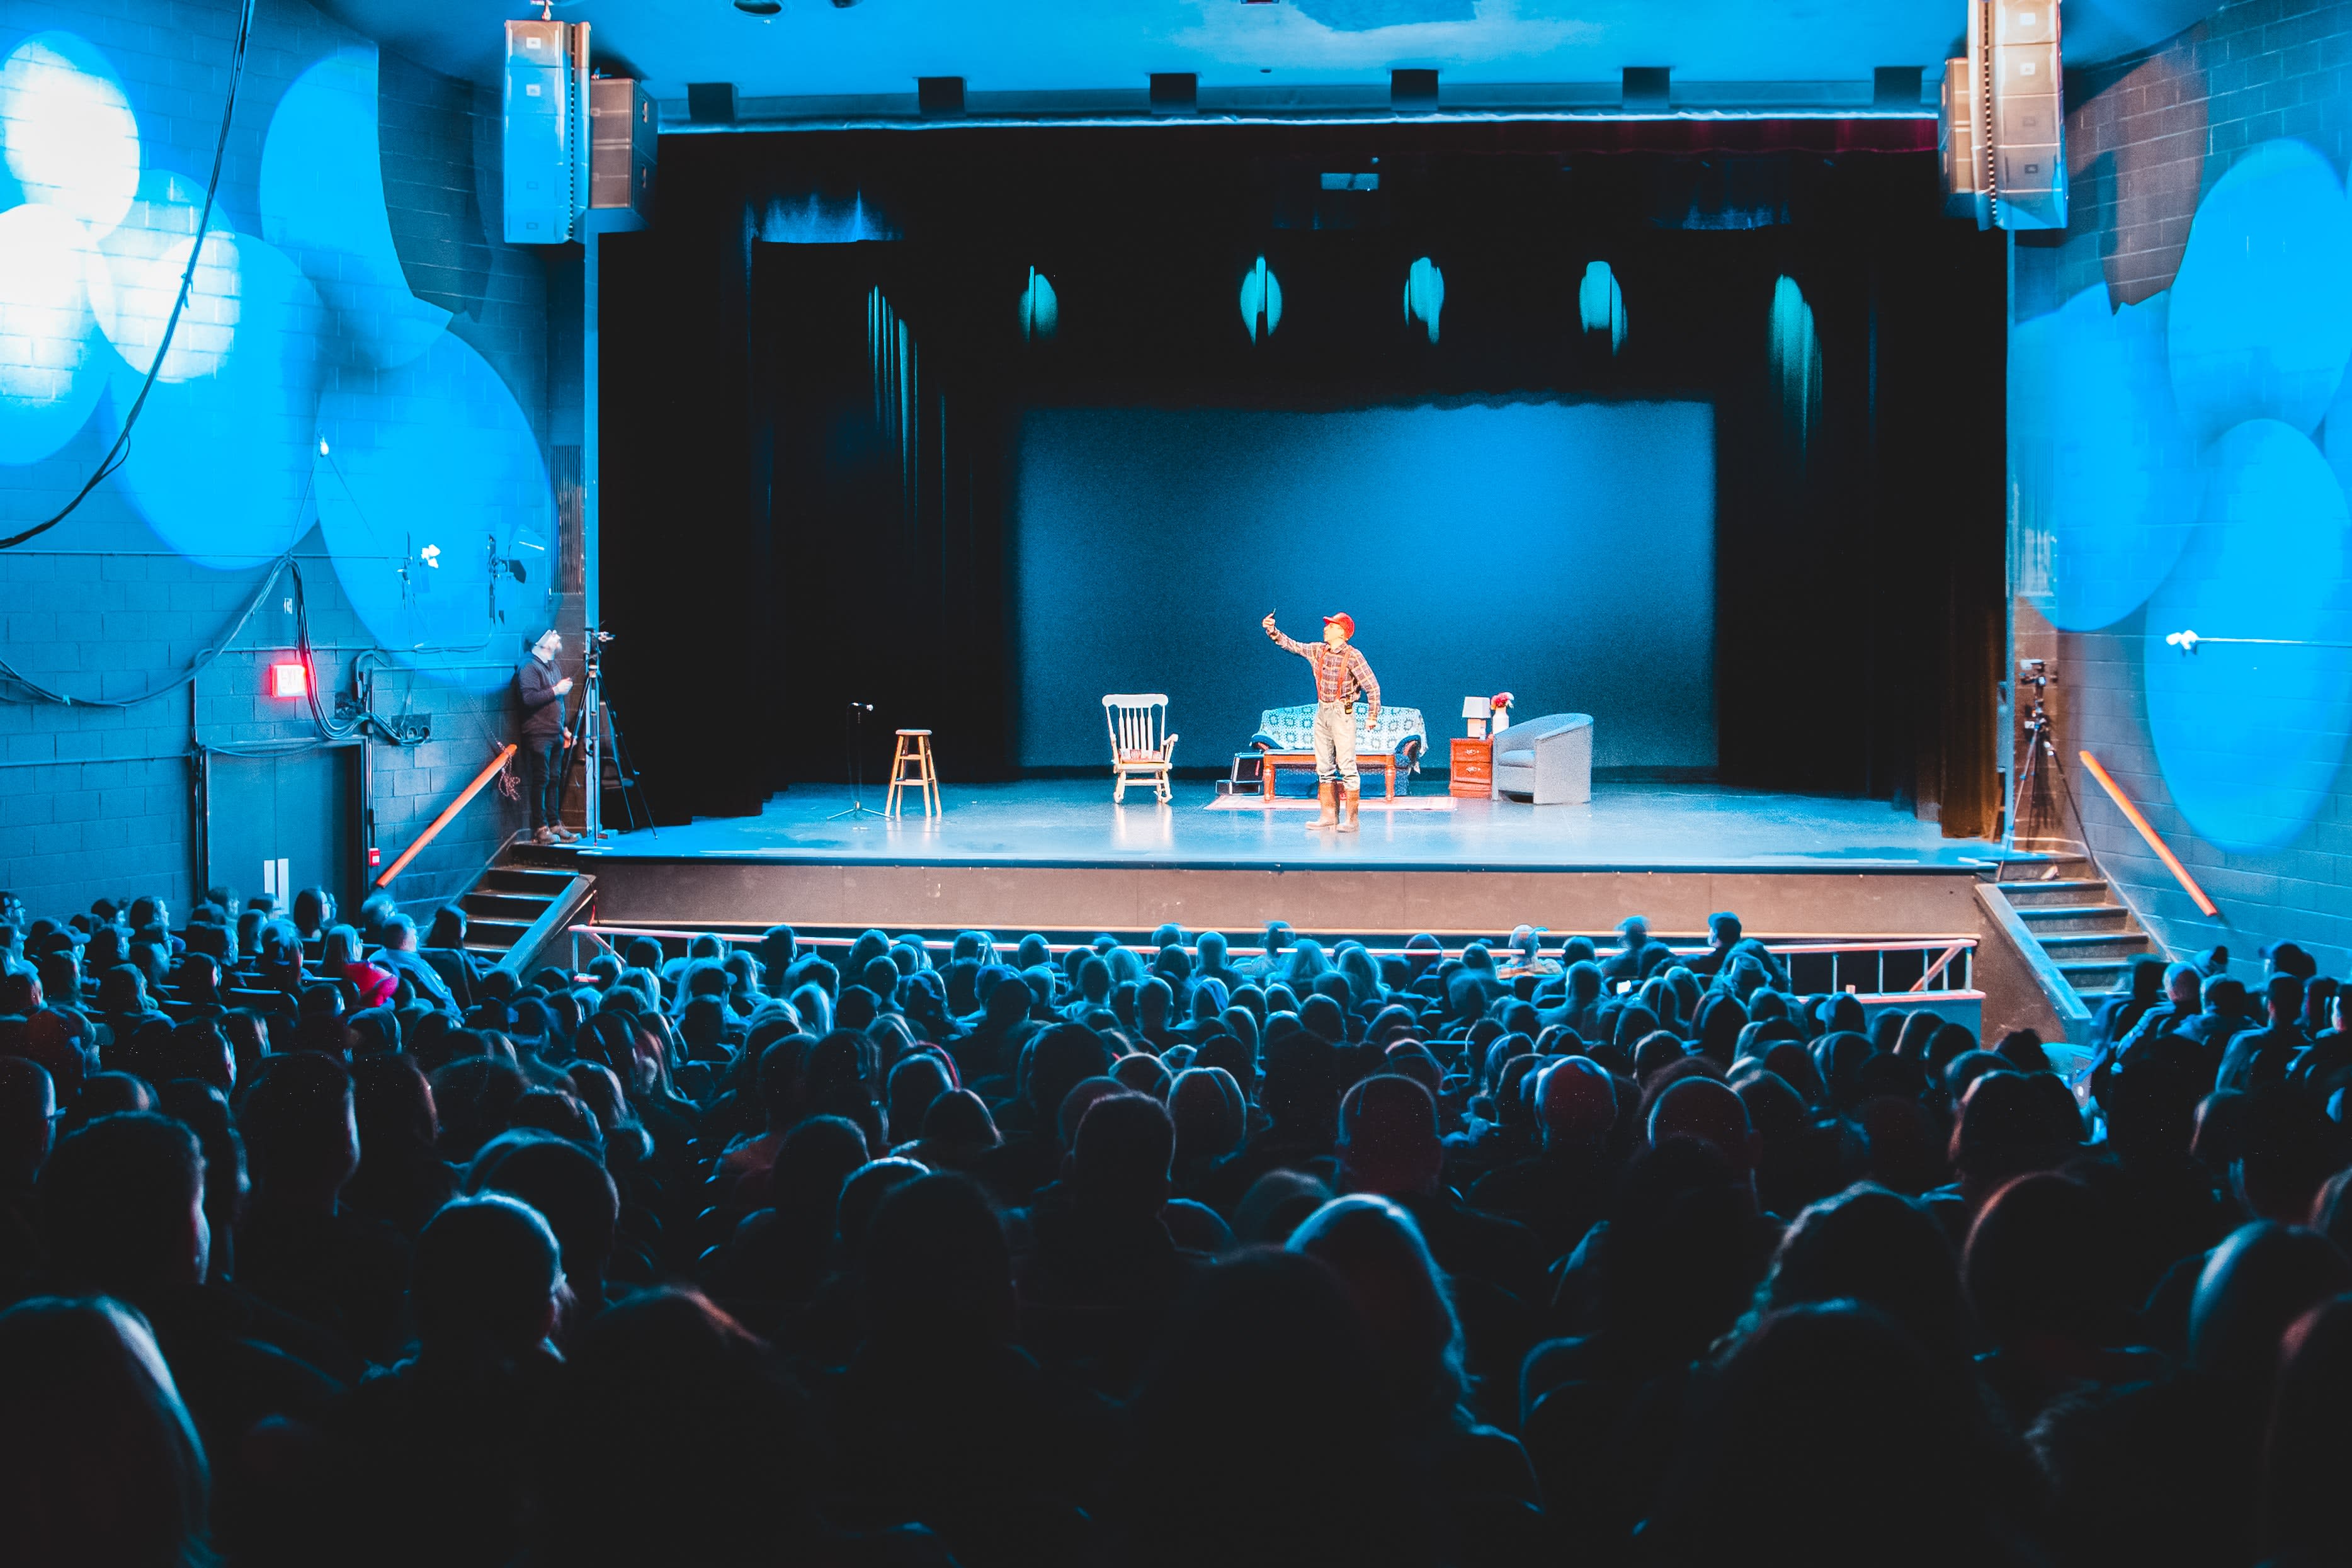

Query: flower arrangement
left=1489, top=692, right=1514, bottom=720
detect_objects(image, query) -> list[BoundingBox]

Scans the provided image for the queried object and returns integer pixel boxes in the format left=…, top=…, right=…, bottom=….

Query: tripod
left=571, top=632, right=657, bottom=839
left=827, top=702, right=885, bottom=822
left=2000, top=659, right=2087, bottom=871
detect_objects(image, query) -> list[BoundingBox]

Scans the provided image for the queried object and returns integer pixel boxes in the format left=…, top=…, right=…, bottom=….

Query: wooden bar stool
left=885, top=729, right=941, bottom=819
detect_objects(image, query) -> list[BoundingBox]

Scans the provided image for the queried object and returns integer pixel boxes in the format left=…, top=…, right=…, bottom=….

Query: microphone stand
left=827, top=702, right=885, bottom=822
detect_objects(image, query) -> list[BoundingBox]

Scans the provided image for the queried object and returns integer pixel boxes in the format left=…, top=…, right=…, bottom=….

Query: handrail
left=2076, top=751, right=2220, bottom=918
left=574, top=920, right=1973, bottom=983
left=376, top=744, right=516, bottom=887
left=495, top=873, right=596, bottom=977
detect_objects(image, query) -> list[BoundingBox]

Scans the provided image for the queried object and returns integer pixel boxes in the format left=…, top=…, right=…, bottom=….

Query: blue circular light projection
left=105, top=233, right=327, bottom=569
left=2012, top=284, right=2198, bottom=629
left=0, top=202, right=109, bottom=464
left=2167, top=139, right=2352, bottom=447
left=2144, top=419, right=2352, bottom=851
left=93, top=169, right=227, bottom=382
left=259, top=48, right=449, bottom=370
left=0, top=31, right=141, bottom=236
left=314, top=333, right=552, bottom=693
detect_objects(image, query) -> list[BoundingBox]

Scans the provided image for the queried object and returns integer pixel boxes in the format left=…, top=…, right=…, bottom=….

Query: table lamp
left=1462, top=696, right=1488, bottom=740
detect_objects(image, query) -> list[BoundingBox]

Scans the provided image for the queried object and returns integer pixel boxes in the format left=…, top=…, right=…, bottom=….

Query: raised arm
left=1262, top=614, right=1312, bottom=658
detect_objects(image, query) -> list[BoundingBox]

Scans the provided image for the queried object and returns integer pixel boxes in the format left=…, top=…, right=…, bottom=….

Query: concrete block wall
left=2016, top=0, right=2352, bottom=975
left=0, top=0, right=572, bottom=925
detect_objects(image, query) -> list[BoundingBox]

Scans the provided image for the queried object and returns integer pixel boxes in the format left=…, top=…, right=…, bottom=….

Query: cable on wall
left=0, top=0, right=261, bottom=553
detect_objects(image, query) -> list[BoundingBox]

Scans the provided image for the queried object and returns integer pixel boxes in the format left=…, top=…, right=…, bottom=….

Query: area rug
left=1205, top=793, right=1456, bottom=812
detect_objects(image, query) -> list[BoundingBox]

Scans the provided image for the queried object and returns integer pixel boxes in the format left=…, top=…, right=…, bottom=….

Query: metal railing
left=570, top=922, right=1974, bottom=997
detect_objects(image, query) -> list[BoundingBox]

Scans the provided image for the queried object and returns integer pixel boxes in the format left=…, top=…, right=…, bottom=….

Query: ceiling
left=313, top=0, right=2218, bottom=107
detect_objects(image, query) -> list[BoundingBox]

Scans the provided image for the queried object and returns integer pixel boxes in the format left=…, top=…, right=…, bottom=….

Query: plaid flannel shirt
left=1269, top=626, right=1382, bottom=709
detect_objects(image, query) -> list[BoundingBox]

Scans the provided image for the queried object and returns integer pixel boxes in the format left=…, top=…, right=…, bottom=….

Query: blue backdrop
left=1011, top=400, right=1717, bottom=772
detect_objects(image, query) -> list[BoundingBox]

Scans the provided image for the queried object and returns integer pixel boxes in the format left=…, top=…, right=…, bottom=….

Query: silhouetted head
left=466, top=1132, right=620, bottom=1325
left=538, top=1287, right=822, bottom=1567
left=1648, top=1076, right=1760, bottom=1175
left=412, top=1193, right=565, bottom=1360
left=1751, top=1183, right=1975, bottom=1362
left=1336, top=1074, right=1443, bottom=1198
left=240, top=1052, right=358, bottom=1205
left=1650, top=1301, right=2001, bottom=1568
left=2188, top=1222, right=2352, bottom=1406
left=1289, top=1194, right=1466, bottom=1433
left=1127, top=1249, right=1436, bottom=1568
left=40, top=1113, right=208, bottom=1302
left=0, top=1295, right=208, bottom=1567
left=0, top=1056, right=57, bottom=1189
left=2259, top=1293, right=2352, bottom=1564
left=1965, top=1172, right=2123, bottom=1349
left=1067, top=1091, right=1175, bottom=1210
left=862, top=1172, right=1014, bottom=1351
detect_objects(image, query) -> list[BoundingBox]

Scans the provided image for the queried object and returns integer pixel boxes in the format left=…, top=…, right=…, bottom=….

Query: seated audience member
left=374, top=914, right=455, bottom=1009
left=833, top=1173, right=1116, bottom=1567
left=2218, top=974, right=2312, bottom=1094
left=1125, top=1249, right=1443, bottom=1568
left=326, top=1195, right=567, bottom=1568
left=321, top=924, right=398, bottom=1009
left=38, top=1112, right=344, bottom=1458
left=236, top=1054, right=412, bottom=1365
left=1648, top=1301, right=2039, bottom=1568
left=533, top=1288, right=830, bottom=1568
left=0, top=1295, right=212, bottom=1568
left=1288, top=1193, right=1543, bottom=1552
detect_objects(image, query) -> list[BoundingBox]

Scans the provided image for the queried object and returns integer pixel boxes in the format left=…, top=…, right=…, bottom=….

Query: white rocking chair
left=1102, top=693, right=1178, bottom=804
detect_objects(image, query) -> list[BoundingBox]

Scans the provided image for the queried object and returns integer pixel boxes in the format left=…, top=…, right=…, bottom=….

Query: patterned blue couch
left=1251, top=702, right=1428, bottom=796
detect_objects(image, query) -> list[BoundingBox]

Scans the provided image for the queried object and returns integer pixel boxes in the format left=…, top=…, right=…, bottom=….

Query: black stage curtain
left=600, top=122, right=2004, bottom=831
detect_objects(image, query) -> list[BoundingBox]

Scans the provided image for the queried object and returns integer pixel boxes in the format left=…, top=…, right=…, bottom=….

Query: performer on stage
left=1263, top=610, right=1382, bottom=832
left=516, top=628, right=576, bottom=844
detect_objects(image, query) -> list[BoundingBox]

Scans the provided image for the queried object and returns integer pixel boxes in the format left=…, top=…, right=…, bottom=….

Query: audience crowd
left=3, top=888, right=2351, bottom=1567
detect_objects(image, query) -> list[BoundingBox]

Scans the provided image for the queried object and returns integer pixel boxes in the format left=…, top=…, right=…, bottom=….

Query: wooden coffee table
left=1258, top=751, right=1398, bottom=800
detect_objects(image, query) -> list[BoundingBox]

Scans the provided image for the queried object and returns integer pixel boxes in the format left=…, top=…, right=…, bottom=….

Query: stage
left=533, top=780, right=2013, bottom=948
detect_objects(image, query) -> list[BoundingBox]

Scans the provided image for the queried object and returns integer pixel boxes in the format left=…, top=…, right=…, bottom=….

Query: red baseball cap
left=1322, top=613, right=1355, bottom=638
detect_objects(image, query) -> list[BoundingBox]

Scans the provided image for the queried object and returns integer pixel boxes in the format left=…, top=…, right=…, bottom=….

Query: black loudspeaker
left=590, top=77, right=656, bottom=220
left=1874, top=65, right=1927, bottom=109
left=686, top=81, right=737, bottom=124
left=1622, top=66, right=1671, bottom=110
left=1150, top=72, right=1198, bottom=115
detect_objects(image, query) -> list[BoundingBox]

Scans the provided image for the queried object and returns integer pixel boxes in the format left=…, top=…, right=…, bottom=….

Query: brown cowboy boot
left=1337, top=779, right=1361, bottom=832
left=1309, top=781, right=1338, bottom=829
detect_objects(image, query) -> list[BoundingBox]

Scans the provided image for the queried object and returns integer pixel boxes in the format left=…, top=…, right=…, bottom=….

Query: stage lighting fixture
left=735, top=0, right=781, bottom=14
left=270, top=661, right=309, bottom=698
left=1240, top=255, right=1282, bottom=342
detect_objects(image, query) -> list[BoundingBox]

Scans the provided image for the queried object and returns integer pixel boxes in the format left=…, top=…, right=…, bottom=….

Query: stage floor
left=574, top=780, right=1998, bottom=873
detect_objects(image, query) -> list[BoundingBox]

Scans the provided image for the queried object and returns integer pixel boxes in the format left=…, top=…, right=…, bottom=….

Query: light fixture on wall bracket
left=735, top=0, right=783, bottom=14
left=2164, top=630, right=2352, bottom=654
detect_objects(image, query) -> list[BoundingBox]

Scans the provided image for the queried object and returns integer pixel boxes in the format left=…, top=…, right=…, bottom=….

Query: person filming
left=517, top=628, right=576, bottom=844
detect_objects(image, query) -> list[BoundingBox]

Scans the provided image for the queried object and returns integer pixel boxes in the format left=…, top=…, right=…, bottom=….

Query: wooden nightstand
left=1449, top=737, right=1493, bottom=798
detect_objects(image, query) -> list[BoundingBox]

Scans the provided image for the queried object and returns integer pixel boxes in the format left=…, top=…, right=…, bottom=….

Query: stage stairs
left=446, top=836, right=596, bottom=977
left=1992, top=853, right=2159, bottom=1013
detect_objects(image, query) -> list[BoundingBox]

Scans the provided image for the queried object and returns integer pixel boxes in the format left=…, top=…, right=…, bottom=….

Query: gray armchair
left=1489, top=713, right=1593, bottom=804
